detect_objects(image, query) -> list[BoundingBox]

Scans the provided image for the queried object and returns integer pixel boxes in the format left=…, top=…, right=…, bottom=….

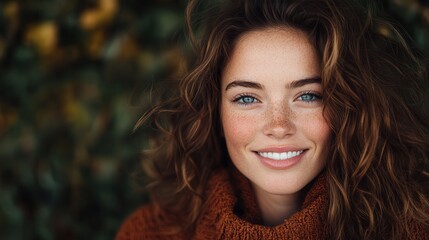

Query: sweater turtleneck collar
left=194, top=167, right=329, bottom=239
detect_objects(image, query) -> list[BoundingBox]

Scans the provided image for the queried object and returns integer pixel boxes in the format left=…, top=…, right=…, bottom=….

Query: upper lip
left=255, top=146, right=306, bottom=152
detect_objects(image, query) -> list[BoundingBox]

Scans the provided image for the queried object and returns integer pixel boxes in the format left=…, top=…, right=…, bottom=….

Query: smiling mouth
left=257, top=150, right=304, bottom=161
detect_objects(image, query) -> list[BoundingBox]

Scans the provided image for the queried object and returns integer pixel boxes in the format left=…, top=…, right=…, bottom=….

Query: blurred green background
left=0, top=0, right=427, bottom=239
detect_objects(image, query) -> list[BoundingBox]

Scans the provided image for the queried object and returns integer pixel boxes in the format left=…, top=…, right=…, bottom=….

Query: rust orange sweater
left=116, top=168, right=429, bottom=239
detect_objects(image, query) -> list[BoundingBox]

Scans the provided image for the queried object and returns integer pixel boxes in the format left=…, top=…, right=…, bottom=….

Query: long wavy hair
left=137, top=0, right=429, bottom=238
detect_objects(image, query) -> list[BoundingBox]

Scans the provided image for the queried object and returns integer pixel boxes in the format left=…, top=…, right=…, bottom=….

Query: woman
left=117, top=0, right=429, bottom=239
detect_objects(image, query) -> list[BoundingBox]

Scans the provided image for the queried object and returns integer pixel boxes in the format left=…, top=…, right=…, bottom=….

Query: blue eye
left=234, top=95, right=259, bottom=105
left=298, top=93, right=322, bottom=103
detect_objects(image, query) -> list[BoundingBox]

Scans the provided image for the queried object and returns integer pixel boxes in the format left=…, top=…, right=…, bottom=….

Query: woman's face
left=220, top=27, right=331, bottom=197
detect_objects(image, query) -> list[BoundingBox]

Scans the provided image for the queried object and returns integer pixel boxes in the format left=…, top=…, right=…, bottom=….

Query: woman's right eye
left=233, top=95, right=259, bottom=105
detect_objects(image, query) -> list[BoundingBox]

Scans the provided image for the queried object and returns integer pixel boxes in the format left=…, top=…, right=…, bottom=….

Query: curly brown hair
left=137, top=0, right=429, bottom=239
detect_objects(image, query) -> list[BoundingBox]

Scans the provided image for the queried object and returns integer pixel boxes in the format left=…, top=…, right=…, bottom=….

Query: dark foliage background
left=0, top=0, right=427, bottom=239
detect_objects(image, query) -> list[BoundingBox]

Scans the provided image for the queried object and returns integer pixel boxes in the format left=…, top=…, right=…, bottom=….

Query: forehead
left=231, top=27, right=316, bottom=62
left=236, top=27, right=310, bottom=47
left=222, top=27, right=321, bottom=85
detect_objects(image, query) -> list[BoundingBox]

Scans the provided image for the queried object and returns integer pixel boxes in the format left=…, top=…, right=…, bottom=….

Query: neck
left=252, top=185, right=304, bottom=226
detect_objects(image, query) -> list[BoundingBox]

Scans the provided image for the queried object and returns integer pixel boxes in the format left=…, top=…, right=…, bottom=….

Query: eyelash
left=297, top=91, right=322, bottom=103
left=232, top=91, right=322, bottom=106
left=232, top=94, right=260, bottom=105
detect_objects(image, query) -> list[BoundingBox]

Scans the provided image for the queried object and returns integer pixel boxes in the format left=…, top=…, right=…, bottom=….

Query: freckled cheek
left=221, top=108, right=261, bottom=146
left=297, top=111, right=331, bottom=143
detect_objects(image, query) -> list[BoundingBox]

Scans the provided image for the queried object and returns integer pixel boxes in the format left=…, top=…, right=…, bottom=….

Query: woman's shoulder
left=115, top=204, right=185, bottom=240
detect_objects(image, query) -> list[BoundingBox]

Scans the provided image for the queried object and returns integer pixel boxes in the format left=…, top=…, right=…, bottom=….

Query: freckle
left=270, top=105, right=295, bottom=126
left=284, top=108, right=295, bottom=126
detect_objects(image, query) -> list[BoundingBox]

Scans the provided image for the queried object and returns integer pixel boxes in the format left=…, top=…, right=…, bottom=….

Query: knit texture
left=193, top=168, right=329, bottom=240
left=116, top=168, right=429, bottom=240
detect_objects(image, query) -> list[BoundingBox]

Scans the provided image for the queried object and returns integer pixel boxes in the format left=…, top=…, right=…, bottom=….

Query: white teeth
left=258, top=150, right=304, bottom=160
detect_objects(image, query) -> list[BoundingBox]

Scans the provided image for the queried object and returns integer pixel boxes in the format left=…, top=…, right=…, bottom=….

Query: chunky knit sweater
left=116, top=168, right=429, bottom=240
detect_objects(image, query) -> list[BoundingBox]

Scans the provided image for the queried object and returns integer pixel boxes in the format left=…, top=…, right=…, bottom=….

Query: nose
left=263, top=102, right=295, bottom=139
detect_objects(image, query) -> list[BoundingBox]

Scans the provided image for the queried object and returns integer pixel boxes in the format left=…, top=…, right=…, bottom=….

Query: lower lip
left=255, top=151, right=305, bottom=170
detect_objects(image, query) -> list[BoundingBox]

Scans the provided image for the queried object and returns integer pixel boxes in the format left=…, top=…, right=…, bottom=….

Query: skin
left=220, top=27, right=332, bottom=226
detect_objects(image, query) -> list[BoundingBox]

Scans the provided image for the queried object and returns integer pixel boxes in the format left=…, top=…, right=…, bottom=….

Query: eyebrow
left=224, top=77, right=321, bottom=91
left=288, top=77, right=321, bottom=88
left=224, top=81, right=263, bottom=91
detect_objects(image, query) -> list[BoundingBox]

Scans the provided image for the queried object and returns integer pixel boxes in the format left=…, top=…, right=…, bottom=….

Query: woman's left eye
left=297, top=93, right=322, bottom=103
